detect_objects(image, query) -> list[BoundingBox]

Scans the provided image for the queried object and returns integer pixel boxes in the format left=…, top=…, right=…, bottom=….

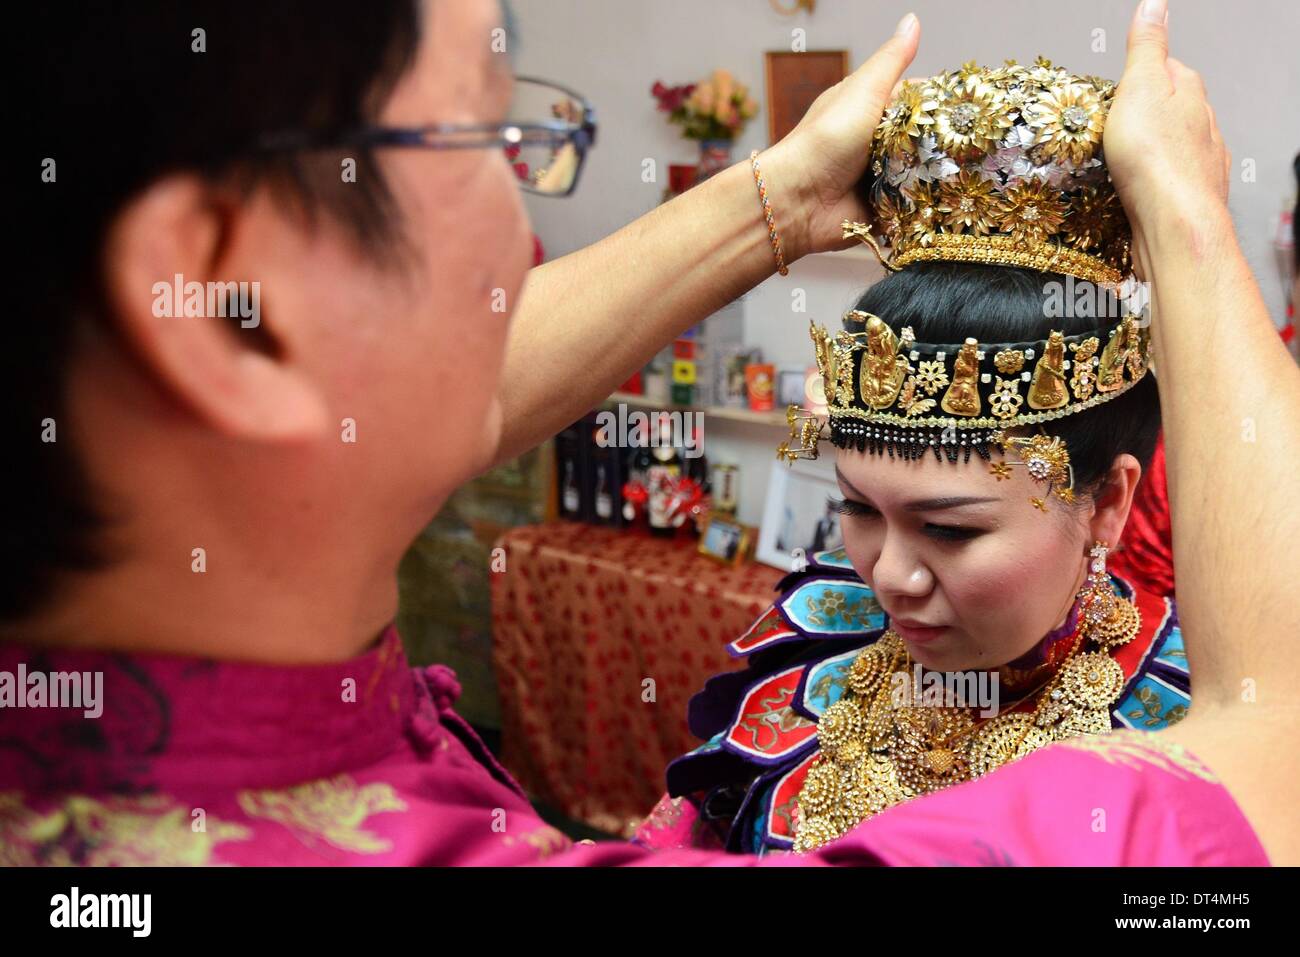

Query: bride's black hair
left=851, top=262, right=1161, bottom=504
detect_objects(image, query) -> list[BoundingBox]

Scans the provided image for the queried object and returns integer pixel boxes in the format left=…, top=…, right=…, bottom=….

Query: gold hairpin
left=777, top=405, right=827, bottom=463
left=842, top=220, right=901, bottom=273
left=988, top=428, right=1077, bottom=511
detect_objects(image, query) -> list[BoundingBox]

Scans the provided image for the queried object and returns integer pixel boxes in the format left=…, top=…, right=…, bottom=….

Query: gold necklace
left=793, top=544, right=1139, bottom=852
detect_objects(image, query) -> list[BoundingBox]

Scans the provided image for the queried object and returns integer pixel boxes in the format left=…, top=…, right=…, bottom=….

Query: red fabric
left=1111, top=431, right=1176, bottom=599
left=489, top=521, right=782, bottom=835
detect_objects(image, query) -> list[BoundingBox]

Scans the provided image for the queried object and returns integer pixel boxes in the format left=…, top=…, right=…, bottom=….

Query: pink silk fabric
left=0, top=629, right=1267, bottom=866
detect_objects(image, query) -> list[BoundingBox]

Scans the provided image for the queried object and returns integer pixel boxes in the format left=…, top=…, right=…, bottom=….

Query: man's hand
left=759, top=12, right=920, bottom=260
left=1105, top=0, right=1232, bottom=279
left=490, top=14, right=919, bottom=467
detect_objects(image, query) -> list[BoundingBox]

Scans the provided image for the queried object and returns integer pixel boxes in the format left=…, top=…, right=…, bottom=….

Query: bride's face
left=832, top=444, right=1092, bottom=672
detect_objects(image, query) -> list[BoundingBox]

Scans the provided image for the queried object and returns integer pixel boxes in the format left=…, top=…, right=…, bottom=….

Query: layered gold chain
left=793, top=553, right=1139, bottom=853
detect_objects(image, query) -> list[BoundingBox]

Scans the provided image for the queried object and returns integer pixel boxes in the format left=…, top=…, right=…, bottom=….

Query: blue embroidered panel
left=1154, top=624, right=1188, bottom=674
left=687, top=731, right=725, bottom=757
left=779, top=579, right=886, bottom=636
left=811, top=546, right=855, bottom=570
left=1115, top=673, right=1190, bottom=730
left=800, top=647, right=861, bottom=718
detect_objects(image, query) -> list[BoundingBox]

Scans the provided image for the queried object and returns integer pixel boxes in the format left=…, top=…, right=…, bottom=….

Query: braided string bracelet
left=749, top=149, right=789, bottom=277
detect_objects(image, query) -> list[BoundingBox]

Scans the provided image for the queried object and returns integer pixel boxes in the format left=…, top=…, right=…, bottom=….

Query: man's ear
left=100, top=174, right=330, bottom=441
left=1088, top=452, right=1143, bottom=547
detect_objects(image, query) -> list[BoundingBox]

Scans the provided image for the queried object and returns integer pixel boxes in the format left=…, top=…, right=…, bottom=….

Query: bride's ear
left=1088, top=453, right=1143, bottom=546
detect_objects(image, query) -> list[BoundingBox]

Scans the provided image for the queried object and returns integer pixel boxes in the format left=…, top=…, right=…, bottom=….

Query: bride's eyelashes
left=828, top=495, right=875, bottom=519
left=826, top=495, right=984, bottom=543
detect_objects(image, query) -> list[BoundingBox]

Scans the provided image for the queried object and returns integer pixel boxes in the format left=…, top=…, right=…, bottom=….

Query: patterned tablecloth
left=490, top=521, right=784, bottom=835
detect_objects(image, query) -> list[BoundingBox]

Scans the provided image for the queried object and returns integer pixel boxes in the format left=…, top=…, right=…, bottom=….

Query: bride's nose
left=871, top=531, right=933, bottom=601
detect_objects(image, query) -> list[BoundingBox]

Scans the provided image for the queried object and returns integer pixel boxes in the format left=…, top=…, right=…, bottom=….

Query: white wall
left=512, top=0, right=1300, bottom=523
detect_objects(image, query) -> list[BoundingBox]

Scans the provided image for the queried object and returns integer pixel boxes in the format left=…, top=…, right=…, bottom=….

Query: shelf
left=604, top=391, right=790, bottom=428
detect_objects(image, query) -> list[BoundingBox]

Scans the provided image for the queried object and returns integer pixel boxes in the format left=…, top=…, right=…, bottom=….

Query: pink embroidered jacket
left=0, top=629, right=1268, bottom=866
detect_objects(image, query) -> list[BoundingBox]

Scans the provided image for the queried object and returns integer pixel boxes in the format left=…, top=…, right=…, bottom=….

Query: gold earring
left=1078, top=540, right=1139, bottom=650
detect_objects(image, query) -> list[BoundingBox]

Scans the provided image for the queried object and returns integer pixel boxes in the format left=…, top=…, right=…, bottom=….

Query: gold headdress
left=778, top=311, right=1151, bottom=510
left=777, top=59, right=1149, bottom=511
left=849, top=57, right=1130, bottom=285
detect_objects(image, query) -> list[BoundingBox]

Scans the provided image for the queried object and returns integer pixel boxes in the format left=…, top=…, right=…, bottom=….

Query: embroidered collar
left=0, top=628, right=416, bottom=795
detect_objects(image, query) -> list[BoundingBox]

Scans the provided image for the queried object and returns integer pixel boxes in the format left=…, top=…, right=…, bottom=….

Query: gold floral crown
left=846, top=57, right=1131, bottom=286
left=778, top=311, right=1151, bottom=511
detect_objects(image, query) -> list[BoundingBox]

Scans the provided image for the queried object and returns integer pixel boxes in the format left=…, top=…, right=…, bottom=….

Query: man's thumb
left=845, top=12, right=920, bottom=113
left=1125, top=0, right=1170, bottom=77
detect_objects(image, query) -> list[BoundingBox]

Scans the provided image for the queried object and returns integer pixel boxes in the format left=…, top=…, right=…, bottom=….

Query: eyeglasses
left=258, top=76, right=596, bottom=197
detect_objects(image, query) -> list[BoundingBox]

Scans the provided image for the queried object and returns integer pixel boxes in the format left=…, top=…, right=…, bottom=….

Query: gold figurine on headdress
left=810, top=322, right=837, bottom=398
left=940, top=338, right=981, bottom=416
left=859, top=315, right=909, bottom=409
left=1097, top=316, right=1139, bottom=392
left=1028, top=330, right=1069, bottom=409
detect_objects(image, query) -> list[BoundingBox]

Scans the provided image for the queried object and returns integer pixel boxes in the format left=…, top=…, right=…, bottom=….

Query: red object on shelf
left=490, top=521, right=783, bottom=835
left=668, top=164, right=698, bottom=195
left=745, top=363, right=775, bottom=412
left=618, top=371, right=643, bottom=394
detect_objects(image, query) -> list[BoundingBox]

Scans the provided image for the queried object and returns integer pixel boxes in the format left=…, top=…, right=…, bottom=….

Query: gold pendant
left=1059, top=652, right=1125, bottom=709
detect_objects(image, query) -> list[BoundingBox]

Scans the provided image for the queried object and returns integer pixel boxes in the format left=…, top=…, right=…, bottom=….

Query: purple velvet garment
left=0, top=629, right=1266, bottom=866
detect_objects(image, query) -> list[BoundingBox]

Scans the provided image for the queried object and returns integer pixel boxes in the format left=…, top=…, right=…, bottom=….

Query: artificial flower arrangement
left=651, top=69, right=758, bottom=142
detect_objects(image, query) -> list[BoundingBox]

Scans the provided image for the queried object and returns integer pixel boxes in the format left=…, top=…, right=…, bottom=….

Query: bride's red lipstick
left=890, top=617, right=948, bottom=644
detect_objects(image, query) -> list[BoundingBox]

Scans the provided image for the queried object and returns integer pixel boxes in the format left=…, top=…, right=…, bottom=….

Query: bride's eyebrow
left=834, top=466, right=999, bottom=512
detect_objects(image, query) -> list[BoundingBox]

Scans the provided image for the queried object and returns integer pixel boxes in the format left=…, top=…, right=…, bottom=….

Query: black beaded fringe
left=830, top=419, right=996, bottom=464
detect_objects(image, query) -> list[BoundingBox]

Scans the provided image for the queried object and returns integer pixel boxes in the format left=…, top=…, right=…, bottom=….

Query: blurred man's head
left=14, top=0, right=532, bottom=658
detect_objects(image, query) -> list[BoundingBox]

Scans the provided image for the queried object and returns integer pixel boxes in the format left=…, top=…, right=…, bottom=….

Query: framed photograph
left=719, top=345, right=762, bottom=408
left=710, top=463, right=740, bottom=514
left=756, top=459, right=843, bottom=570
left=764, top=50, right=849, bottom=144
left=698, top=514, right=752, bottom=566
left=777, top=367, right=807, bottom=407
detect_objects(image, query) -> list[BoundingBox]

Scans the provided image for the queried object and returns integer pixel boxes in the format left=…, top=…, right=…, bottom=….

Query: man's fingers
left=1124, top=0, right=1171, bottom=83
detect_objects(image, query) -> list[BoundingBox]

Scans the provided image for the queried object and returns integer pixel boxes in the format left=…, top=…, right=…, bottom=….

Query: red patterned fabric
left=1111, top=431, right=1176, bottom=599
left=490, top=522, right=783, bottom=835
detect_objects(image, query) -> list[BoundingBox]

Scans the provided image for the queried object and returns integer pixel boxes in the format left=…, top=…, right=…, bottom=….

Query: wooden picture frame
left=698, top=514, right=753, bottom=566
left=764, top=50, right=849, bottom=145
left=777, top=367, right=807, bottom=407
left=756, top=458, right=842, bottom=571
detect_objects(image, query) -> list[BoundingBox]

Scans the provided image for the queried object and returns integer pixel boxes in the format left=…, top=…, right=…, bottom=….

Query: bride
left=640, top=57, right=1198, bottom=854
